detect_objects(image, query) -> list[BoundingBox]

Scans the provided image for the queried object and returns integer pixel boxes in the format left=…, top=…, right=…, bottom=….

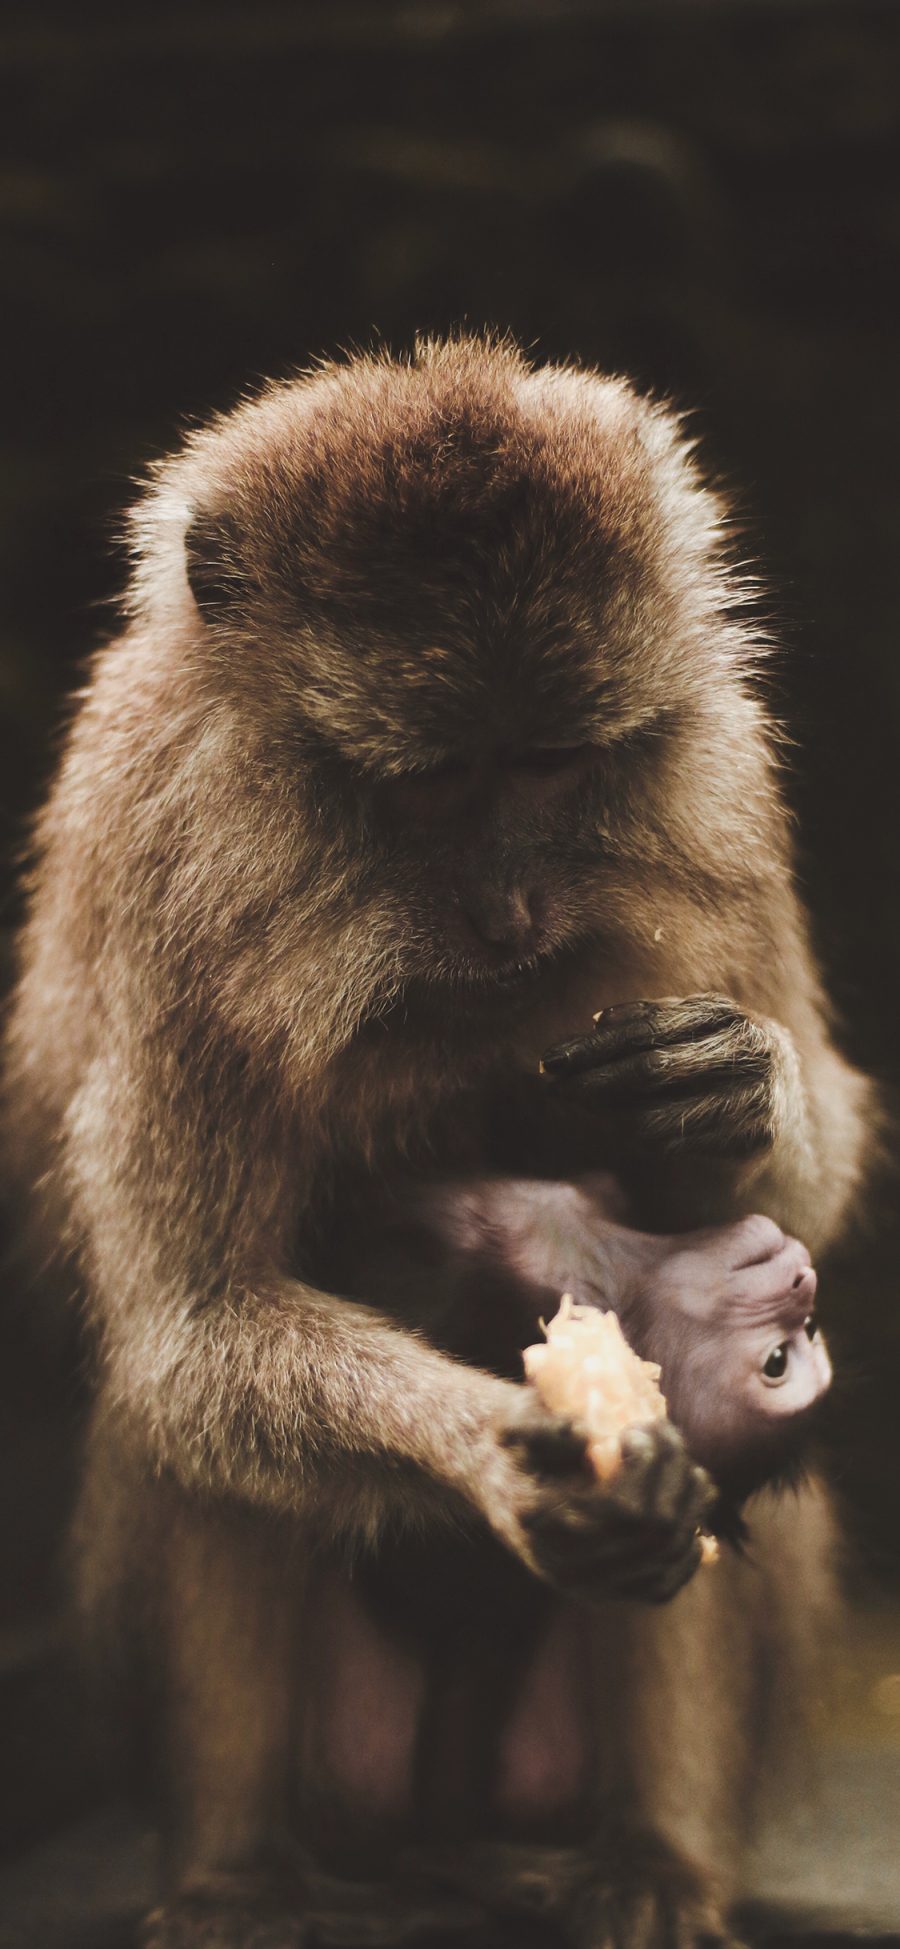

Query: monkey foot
left=142, top=1895, right=307, bottom=1949
left=566, top=1835, right=743, bottom=1949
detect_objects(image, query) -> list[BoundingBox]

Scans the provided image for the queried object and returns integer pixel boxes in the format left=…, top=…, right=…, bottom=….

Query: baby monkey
left=335, top=1171, right=830, bottom=1522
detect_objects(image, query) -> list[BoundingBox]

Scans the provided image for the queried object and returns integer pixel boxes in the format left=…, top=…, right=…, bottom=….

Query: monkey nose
left=788, top=1264, right=817, bottom=1323
left=461, top=888, right=536, bottom=957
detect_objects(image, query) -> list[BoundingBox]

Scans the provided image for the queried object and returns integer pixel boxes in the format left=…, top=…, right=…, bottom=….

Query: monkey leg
left=291, top=1533, right=748, bottom=1947
left=293, top=1545, right=741, bottom=1948
left=77, top=1423, right=309, bottom=1949
left=297, top=1537, right=594, bottom=1854
left=560, top=1476, right=836, bottom=1949
left=438, top=1574, right=744, bottom=1946
left=142, top=1493, right=307, bottom=1949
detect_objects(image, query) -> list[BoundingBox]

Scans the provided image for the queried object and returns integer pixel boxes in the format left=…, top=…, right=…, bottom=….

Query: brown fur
left=3, top=335, right=870, bottom=1946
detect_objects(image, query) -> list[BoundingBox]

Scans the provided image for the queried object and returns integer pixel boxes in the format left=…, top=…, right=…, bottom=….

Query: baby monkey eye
left=804, top=1315, right=817, bottom=1340
left=762, top=1342, right=789, bottom=1382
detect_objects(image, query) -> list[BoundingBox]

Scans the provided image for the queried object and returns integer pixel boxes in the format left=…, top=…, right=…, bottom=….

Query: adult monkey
left=4, top=338, right=870, bottom=1948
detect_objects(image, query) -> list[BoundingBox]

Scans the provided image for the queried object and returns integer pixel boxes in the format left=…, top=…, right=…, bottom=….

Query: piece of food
left=523, top=1293, right=668, bottom=1479
left=523, top=1294, right=719, bottom=1561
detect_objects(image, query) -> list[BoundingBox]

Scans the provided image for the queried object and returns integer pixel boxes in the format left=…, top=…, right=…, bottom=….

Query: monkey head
left=132, top=338, right=754, bottom=1046
left=659, top=1262, right=832, bottom=1519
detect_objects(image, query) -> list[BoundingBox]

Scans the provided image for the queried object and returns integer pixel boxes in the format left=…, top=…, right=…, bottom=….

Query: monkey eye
left=804, top=1315, right=817, bottom=1340
left=762, top=1342, right=790, bottom=1383
left=419, top=758, right=468, bottom=781
left=510, top=746, right=587, bottom=774
left=380, top=759, right=476, bottom=822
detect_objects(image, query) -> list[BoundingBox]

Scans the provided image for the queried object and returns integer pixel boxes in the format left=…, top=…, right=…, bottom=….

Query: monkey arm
left=101, top=1276, right=518, bottom=1539
left=67, top=1061, right=517, bottom=1535
left=61, top=1045, right=711, bottom=1601
left=738, top=1014, right=872, bottom=1255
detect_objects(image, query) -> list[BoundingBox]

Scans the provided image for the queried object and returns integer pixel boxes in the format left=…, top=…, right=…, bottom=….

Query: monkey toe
left=570, top=1837, right=741, bottom=1948
left=142, top=1896, right=307, bottom=1948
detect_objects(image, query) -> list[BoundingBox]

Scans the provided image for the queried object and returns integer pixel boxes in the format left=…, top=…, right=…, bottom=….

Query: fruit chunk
left=523, top=1293, right=667, bottom=1480
left=523, top=1295, right=718, bottom=1561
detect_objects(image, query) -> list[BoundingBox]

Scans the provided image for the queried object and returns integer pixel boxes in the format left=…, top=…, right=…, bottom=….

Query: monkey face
left=367, top=741, right=606, bottom=993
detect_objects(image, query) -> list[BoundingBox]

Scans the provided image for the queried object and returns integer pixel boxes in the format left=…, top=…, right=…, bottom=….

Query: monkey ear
left=184, top=509, right=244, bottom=618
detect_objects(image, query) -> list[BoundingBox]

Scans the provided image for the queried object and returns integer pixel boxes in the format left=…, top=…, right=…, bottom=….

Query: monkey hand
left=540, top=994, right=799, bottom=1159
left=479, top=1397, right=715, bottom=1605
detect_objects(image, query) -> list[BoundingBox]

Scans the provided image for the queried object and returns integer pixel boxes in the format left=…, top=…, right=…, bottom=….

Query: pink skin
left=302, top=1569, right=593, bottom=1839
left=495, top=1602, right=594, bottom=1819
left=305, top=1567, right=426, bottom=1823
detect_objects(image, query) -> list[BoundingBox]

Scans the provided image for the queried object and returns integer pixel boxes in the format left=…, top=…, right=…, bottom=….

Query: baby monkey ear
left=184, top=508, right=245, bottom=618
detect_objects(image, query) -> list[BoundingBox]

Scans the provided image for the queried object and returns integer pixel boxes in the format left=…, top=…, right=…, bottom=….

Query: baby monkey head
left=672, top=1268, right=832, bottom=1524
left=136, top=337, right=752, bottom=1017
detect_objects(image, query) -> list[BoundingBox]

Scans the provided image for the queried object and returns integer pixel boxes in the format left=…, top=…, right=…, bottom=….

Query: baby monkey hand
left=480, top=1397, right=714, bottom=1606
left=541, top=994, right=797, bottom=1159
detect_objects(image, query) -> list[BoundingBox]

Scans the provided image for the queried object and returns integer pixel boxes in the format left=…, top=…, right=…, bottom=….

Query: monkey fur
left=3, top=337, right=871, bottom=1947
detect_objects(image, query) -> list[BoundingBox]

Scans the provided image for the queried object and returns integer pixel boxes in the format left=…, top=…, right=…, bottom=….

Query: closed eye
left=417, top=759, right=468, bottom=782
left=509, top=746, right=588, bottom=775
left=379, top=759, right=477, bottom=821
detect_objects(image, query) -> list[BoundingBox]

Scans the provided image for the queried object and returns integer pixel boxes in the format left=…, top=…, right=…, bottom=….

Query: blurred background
left=1, top=1, right=899, bottom=1940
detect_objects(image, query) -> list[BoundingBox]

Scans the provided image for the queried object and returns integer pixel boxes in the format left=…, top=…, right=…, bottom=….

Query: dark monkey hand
left=477, top=1396, right=715, bottom=1605
left=541, top=994, right=800, bottom=1160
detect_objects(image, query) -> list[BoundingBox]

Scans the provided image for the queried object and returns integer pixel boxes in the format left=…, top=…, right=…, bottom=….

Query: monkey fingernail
left=538, top=1040, right=583, bottom=1075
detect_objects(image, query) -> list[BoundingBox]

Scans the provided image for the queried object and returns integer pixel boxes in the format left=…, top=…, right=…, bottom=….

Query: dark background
left=1, top=0, right=899, bottom=1896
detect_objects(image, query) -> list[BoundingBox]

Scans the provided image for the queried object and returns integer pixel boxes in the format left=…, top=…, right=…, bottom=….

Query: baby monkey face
left=724, top=1248, right=829, bottom=1430
left=697, top=1304, right=832, bottom=1527
left=666, top=1243, right=830, bottom=1482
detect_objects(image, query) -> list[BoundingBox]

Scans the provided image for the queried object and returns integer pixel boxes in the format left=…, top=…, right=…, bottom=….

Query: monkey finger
left=633, top=1087, right=775, bottom=1157
left=540, top=996, right=744, bottom=1077
left=610, top=1424, right=669, bottom=1501
left=543, top=1037, right=771, bottom=1108
left=501, top=1412, right=593, bottom=1479
left=521, top=1435, right=711, bottom=1568
left=603, top=1535, right=706, bottom=1606
left=520, top=1479, right=620, bottom=1543
left=530, top=1509, right=704, bottom=1599
left=595, top=1522, right=705, bottom=1589
left=627, top=1433, right=715, bottom=1532
left=611, top=1425, right=714, bottom=1528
